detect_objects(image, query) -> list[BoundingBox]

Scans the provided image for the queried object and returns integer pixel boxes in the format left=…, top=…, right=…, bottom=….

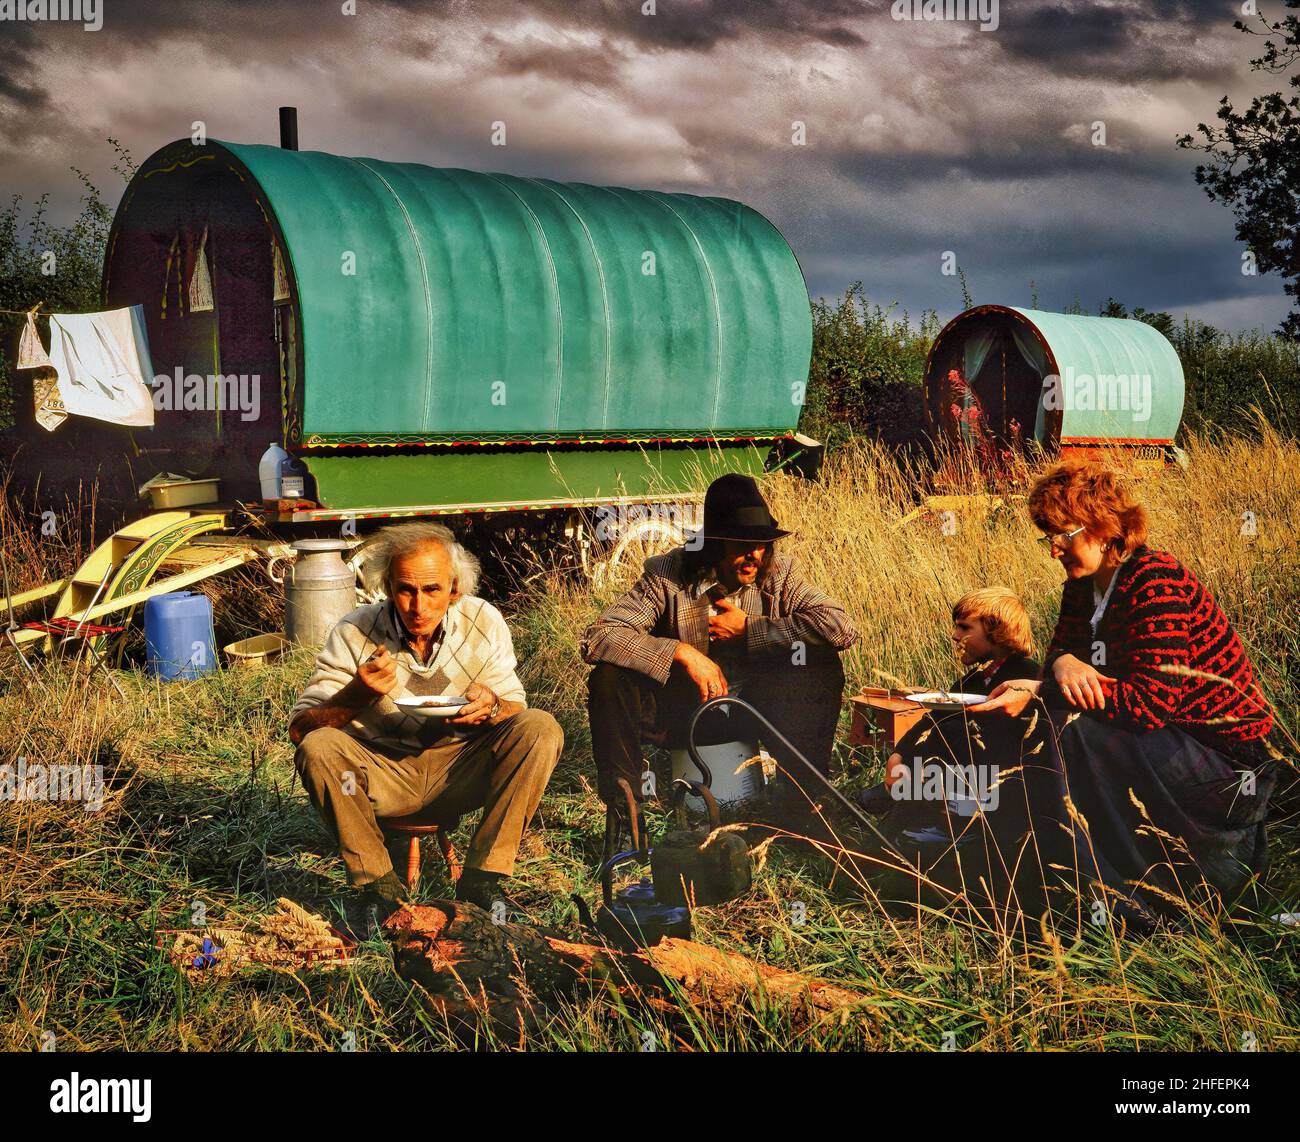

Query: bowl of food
left=393, top=694, right=470, bottom=717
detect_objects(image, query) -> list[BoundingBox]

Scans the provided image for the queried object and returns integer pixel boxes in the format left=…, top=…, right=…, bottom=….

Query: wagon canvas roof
left=209, top=139, right=811, bottom=446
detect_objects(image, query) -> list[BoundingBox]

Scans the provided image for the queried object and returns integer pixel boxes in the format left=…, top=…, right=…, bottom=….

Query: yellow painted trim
left=0, top=578, right=70, bottom=612
left=67, top=551, right=258, bottom=625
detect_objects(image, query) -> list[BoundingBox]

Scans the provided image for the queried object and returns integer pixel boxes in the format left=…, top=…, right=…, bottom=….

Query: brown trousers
left=294, top=709, right=563, bottom=886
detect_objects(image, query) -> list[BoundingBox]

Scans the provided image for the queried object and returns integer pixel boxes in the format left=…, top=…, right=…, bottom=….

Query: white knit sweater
left=291, top=597, right=527, bottom=753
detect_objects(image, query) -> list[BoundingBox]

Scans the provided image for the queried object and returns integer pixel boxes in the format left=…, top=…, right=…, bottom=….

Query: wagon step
left=2, top=510, right=241, bottom=658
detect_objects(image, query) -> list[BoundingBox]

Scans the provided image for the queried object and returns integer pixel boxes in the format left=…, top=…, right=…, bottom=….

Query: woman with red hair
left=973, top=459, right=1281, bottom=927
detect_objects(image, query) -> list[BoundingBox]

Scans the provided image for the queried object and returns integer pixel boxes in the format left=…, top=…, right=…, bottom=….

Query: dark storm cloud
left=0, top=33, right=50, bottom=115
left=385, top=0, right=870, bottom=52
left=0, top=0, right=295, bottom=123
left=0, top=0, right=1288, bottom=331
left=828, top=137, right=1154, bottom=190
left=990, top=0, right=1239, bottom=82
left=793, top=181, right=1271, bottom=327
left=1, top=0, right=868, bottom=120
left=483, top=29, right=631, bottom=87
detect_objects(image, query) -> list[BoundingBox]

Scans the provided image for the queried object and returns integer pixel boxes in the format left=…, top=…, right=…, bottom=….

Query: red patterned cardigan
left=1043, top=546, right=1274, bottom=758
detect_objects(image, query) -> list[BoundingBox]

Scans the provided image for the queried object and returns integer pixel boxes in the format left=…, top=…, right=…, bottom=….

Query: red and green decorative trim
left=299, top=428, right=796, bottom=449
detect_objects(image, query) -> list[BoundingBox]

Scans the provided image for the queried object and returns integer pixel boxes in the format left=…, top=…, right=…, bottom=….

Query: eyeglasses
left=1037, top=526, right=1085, bottom=550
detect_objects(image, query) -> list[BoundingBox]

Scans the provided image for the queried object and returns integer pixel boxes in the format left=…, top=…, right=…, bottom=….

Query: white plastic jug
left=259, top=442, right=290, bottom=500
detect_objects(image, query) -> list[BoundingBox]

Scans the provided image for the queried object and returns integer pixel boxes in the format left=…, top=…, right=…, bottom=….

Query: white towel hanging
left=45, top=305, right=156, bottom=428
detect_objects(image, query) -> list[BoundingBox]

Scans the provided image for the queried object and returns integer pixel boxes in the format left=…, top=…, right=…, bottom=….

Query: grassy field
left=1, top=428, right=1298, bottom=1051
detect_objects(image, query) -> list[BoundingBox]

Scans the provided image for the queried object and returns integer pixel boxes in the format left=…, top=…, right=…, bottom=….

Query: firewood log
left=383, top=901, right=873, bottom=1036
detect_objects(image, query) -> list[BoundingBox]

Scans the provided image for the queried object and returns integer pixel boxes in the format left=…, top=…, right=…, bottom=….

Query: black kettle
left=650, top=779, right=752, bottom=908
left=594, top=849, right=693, bottom=952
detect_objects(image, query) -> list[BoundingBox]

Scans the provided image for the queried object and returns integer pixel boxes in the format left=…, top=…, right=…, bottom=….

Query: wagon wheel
left=594, top=515, right=688, bottom=592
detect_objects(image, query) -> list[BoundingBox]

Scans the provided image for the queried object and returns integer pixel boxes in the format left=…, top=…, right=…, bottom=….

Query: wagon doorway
left=104, top=144, right=290, bottom=500
left=923, top=307, right=1055, bottom=456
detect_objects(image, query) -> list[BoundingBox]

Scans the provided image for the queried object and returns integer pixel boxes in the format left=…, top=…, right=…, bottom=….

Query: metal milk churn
left=270, top=539, right=358, bottom=648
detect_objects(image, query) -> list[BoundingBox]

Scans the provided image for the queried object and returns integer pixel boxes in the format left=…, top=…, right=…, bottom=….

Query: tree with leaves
left=1099, top=297, right=1177, bottom=339
left=802, top=282, right=939, bottom=448
left=1178, top=2, right=1300, bottom=339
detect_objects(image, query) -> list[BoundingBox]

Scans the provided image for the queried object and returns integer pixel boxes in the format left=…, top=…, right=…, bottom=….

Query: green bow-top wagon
left=0, top=113, right=817, bottom=641
left=922, top=303, right=1186, bottom=472
left=83, top=115, right=816, bottom=539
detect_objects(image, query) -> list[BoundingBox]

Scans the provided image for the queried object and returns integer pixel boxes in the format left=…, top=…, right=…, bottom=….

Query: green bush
left=1172, top=319, right=1300, bottom=439
left=1102, top=300, right=1299, bottom=440
left=800, top=282, right=939, bottom=448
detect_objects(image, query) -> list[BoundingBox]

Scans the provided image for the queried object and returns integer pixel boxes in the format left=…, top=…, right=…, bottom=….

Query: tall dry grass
left=1, top=429, right=1298, bottom=1051
left=0, top=470, right=97, bottom=595
left=517, top=423, right=1300, bottom=761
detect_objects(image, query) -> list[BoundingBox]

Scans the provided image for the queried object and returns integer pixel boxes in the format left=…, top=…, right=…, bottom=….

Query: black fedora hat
left=695, top=474, right=790, bottom=543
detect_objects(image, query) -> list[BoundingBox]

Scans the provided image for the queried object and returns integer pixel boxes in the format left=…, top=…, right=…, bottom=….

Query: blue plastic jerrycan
left=143, top=591, right=217, bottom=680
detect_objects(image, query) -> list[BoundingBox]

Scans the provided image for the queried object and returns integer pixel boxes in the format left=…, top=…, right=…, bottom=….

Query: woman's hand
left=969, top=679, right=1041, bottom=717
left=1051, top=654, right=1114, bottom=710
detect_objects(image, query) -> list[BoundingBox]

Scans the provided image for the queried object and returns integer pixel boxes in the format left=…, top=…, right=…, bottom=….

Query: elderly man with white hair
left=289, top=522, right=563, bottom=926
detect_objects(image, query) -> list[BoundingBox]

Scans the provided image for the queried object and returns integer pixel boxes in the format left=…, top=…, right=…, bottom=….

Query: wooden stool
left=378, top=811, right=461, bottom=890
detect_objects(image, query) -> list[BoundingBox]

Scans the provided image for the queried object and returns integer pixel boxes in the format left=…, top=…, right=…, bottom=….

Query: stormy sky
left=0, top=0, right=1292, bottom=333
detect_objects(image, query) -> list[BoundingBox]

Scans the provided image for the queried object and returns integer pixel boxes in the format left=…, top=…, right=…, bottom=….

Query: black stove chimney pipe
left=279, top=107, right=298, bottom=151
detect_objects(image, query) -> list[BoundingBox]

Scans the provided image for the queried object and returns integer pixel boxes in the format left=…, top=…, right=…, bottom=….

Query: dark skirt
left=875, top=705, right=1069, bottom=917
left=873, top=701, right=1277, bottom=928
left=1051, top=712, right=1275, bottom=921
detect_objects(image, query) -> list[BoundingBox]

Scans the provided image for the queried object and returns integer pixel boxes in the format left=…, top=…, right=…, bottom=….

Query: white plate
left=394, top=694, right=470, bottom=717
left=904, top=691, right=987, bottom=712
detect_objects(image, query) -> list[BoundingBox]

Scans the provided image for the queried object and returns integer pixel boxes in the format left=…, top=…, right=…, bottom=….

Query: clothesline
left=0, top=307, right=124, bottom=316
left=0, top=306, right=136, bottom=315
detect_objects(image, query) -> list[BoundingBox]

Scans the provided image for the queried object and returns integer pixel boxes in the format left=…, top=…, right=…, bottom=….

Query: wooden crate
left=849, top=688, right=927, bottom=753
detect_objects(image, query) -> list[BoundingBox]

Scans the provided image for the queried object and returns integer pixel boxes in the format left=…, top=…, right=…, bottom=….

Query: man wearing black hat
left=580, top=473, right=858, bottom=812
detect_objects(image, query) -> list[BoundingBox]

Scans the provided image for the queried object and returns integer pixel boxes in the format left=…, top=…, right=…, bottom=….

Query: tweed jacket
left=580, top=548, right=858, bottom=685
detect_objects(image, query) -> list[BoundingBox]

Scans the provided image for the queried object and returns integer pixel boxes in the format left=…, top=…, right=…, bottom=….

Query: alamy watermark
left=593, top=502, right=704, bottom=550
left=1, top=757, right=104, bottom=812
left=891, top=0, right=999, bottom=33
left=151, top=369, right=262, bottom=422
left=1041, top=367, right=1152, bottom=423
left=49, top=1073, right=151, bottom=1122
left=0, top=0, right=102, bottom=32
left=892, top=759, right=1000, bottom=813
